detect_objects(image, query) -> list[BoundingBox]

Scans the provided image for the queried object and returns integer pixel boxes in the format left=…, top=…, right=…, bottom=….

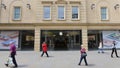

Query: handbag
left=81, top=52, right=87, bottom=57
left=5, top=57, right=14, bottom=67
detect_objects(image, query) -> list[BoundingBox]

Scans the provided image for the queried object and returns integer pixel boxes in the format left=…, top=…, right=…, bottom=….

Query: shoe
left=117, top=56, right=119, bottom=58
left=86, top=64, right=88, bottom=66
left=111, top=55, right=113, bottom=58
left=5, top=64, right=8, bottom=67
left=78, top=63, right=80, bottom=65
left=13, top=66, right=18, bottom=68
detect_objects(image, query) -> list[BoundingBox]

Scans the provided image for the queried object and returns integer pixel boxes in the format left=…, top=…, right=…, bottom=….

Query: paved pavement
left=0, top=50, right=120, bottom=68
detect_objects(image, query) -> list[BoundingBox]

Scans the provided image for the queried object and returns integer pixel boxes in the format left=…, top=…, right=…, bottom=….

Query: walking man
left=41, top=42, right=49, bottom=57
left=111, top=41, right=119, bottom=58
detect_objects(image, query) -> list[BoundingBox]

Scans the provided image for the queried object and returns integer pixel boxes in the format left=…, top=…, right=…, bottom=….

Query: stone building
left=0, top=0, right=120, bottom=51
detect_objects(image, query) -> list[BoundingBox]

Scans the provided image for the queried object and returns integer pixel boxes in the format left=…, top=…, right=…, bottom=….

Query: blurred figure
left=41, top=42, right=49, bottom=57
left=98, top=41, right=104, bottom=53
left=5, top=42, right=18, bottom=67
left=78, top=44, right=88, bottom=66
left=111, top=41, right=119, bottom=58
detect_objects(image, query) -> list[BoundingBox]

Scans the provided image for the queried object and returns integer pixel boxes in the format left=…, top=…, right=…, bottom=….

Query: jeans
left=111, top=48, right=119, bottom=57
left=98, top=48, right=104, bottom=53
left=41, top=51, right=49, bottom=57
left=11, top=52, right=18, bottom=67
left=78, top=55, right=88, bottom=65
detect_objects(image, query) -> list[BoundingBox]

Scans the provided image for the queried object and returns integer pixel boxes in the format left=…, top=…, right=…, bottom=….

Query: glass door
left=41, top=30, right=82, bottom=50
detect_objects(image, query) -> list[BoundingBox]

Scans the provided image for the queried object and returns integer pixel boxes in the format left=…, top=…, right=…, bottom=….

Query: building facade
left=0, top=0, right=120, bottom=51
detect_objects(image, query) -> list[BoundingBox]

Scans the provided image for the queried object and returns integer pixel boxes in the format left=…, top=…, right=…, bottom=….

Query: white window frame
left=43, top=6, right=51, bottom=20
left=57, top=6, right=65, bottom=20
left=13, top=7, right=21, bottom=20
left=101, top=7, right=109, bottom=20
left=71, top=6, right=80, bottom=20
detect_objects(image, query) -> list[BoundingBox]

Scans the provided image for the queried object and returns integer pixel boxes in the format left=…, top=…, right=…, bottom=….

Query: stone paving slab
left=0, top=50, right=120, bottom=68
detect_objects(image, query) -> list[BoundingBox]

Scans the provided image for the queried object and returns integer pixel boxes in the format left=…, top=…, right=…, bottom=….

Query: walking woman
left=78, top=44, right=88, bottom=66
left=41, top=42, right=49, bottom=57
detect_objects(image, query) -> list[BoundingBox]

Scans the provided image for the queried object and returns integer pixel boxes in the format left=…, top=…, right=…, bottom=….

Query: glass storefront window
left=41, top=30, right=82, bottom=50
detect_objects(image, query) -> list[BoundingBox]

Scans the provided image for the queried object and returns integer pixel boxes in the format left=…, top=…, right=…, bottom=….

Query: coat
left=80, top=48, right=86, bottom=53
left=42, top=43, right=48, bottom=52
left=80, top=48, right=87, bottom=57
left=98, top=42, right=102, bottom=49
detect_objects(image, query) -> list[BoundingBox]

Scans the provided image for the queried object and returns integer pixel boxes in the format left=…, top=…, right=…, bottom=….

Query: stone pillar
left=82, top=27, right=88, bottom=51
left=34, top=27, right=41, bottom=52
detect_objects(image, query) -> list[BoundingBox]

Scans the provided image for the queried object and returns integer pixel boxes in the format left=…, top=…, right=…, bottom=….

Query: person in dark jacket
left=78, top=44, right=88, bottom=66
left=111, top=41, right=119, bottom=58
left=41, top=42, right=49, bottom=57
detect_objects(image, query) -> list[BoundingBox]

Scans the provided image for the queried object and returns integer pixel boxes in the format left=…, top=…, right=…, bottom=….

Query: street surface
left=0, top=50, right=120, bottom=68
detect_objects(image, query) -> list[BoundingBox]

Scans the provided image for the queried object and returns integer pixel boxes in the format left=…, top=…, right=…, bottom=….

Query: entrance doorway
left=54, top=34, right=68, bottom=50
left=41, top=30, right=82, bottom=50
left=88, top=30, right=102, bottom=50
left=20, top=30, right=34, bottom=50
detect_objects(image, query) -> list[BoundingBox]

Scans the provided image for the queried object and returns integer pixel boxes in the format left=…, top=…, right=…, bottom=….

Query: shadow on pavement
left=18, top=65, right=28, bottom=68
left=78, top=64, right=95, bottom=67
left=87, top=64, right=95, bottom=67
left=48, top=56, right=54, bottom=57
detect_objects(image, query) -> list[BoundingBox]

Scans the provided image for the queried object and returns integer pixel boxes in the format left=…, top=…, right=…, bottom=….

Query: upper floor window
left=58, top=6, right=65, bottom=20
left=43, top=6, right=51, bottom=20
left=72, top=6, right=79, bottom=20
left=13, top=7, right=21, bottom=20
left=101, top=7, right=108, bottom=20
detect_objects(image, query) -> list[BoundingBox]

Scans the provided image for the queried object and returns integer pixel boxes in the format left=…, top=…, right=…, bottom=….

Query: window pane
left=58, top=6, right=64, bottom=19
left=44, top=6, right=50, bottom=19
left=72, top=6, right=78, bottom=19
left=101, top=7, right=107, bottom=20
left=14, top=7, right=20, bottom=20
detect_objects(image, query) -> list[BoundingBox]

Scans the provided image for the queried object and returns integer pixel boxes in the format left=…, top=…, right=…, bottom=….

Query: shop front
left=88, top=30, right=120, bottom=50
left=40, top=30, right=82, bottom=50
left=88, top=30, right=102, bottom=50
left=20, top=30, right=34, bottom=50
left=0, top=31, right=19, bottom=50
left=0, top=30, right=34, bottom=50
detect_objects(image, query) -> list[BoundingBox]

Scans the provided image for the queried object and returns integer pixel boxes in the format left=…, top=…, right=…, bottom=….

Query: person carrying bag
left=81, top=52, right=87, bottom=57
left=78, top=44, right=88, bottom=66
left=5, top=41, right=18, bottom=67
left=5, top=56, right=14, bottom=67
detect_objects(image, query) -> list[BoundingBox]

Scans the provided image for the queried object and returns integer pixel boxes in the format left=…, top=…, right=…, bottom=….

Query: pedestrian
left=5, top=41, right=18, bottom=67
left=98, top=41, right=104, bottom=53
left=41, top=42, right=49, bottom=57
left=78, top=44, right=88, bottom=66
left=111, top=41, right=119, bottom=58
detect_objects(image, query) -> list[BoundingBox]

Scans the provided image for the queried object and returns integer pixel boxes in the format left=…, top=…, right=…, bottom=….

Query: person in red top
left=41, top=42, right=49, bottom=57
left=78, top=44, right=88, bottom=66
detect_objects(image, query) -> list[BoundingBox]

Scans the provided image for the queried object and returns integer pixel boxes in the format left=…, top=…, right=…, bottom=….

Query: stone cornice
left=0, top=23, right=120, bottom=26
left=69, top=1, right=81, bottom=4
left=41, top=1, right=53, bottom=4
left=55, top=0, right=67, bottom=4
